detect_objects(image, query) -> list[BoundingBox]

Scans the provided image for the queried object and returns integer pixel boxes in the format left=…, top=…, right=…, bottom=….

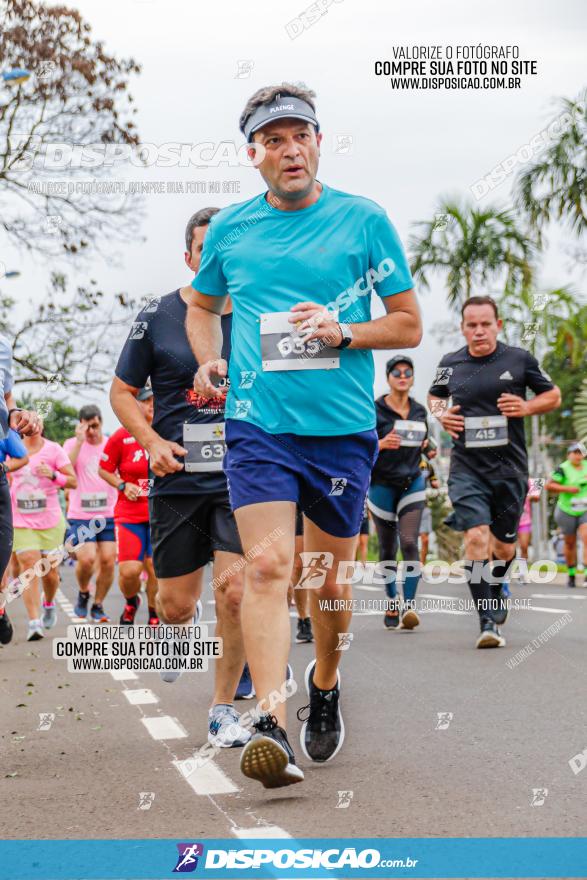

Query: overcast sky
left=4, top=0, right=586, bottom=431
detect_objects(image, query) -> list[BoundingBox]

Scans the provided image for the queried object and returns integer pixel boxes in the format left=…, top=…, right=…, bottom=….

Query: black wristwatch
left=335, top=323, right=353, bottom=350
left=117, top=481, right=127, bottom=492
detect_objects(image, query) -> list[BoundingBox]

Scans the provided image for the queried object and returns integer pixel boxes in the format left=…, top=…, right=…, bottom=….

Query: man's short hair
left=461, top=295, right=499, bottom=321
left=239, top=82, right=317, bottom=139
left=79, top=404, right=102, bottom=422
left=185, top=207, right=220, bottom=251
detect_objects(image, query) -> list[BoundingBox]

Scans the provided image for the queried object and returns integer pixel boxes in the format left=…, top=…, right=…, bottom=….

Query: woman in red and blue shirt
left=99, top=388, right=158, bottom=625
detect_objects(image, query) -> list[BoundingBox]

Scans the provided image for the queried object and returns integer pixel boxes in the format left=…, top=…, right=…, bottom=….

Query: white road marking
left=174, top=757, right=239, bottom=795
left=526, top=605, right=571, bottom=615
left=233, top=826, right=292, bottom=839
left=110, top=669, right=138, bottom=681
left=531, top=593, right=586, bottom=600
left=141, top=715, right=187, bottom=740
left=123, top=688, right=158, bottom=705
left=419, top=608, right=469, bottom=616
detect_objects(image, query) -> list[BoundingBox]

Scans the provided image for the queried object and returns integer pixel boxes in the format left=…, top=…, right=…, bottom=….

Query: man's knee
left=465, top=526, right=489, bottom=556
left=216, top=574, right=244, bottom=617
left=493, top=540, right=516, bottom=561
left=157, top=591, right=195, bottom=624
left=246, top=549, right=292, bottom=596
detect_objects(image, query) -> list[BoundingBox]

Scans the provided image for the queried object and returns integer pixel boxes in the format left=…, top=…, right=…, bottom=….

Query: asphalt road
left=2, top=565, right=586, bottom=849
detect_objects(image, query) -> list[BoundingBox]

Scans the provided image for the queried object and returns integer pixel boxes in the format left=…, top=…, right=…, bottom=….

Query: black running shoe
left=567, top=574, right=576, bottom=589
left=296, top=617, right=313, bottom=644
left=240, top=713, right=304, bottom=788
left=490, top=583, right=509, bottom=625
left=0, top=610, right=13, bottom=645
left=476, top=618, right=506, bottom=649
left=298, top=660, right=344, bottom=763
left=74, top=590, right=91, bottom=618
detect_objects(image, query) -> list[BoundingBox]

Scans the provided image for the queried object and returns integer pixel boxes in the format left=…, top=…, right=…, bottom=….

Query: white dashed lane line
left=175, top=757, right=239, bottom=795
left=141, top=715, right=187, bottom=739
left=55, top=586, right=292, bottom=839
left=123, top=688, right=159, bottom=705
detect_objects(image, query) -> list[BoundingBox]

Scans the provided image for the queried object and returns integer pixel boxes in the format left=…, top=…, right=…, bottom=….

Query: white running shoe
left=27, top=619, right=44, bottom=641
left=208, top=704, right=251, bottom=748
left=42, top=603, right=58, bottom=629
left=160, top=599, right=202, bottom=684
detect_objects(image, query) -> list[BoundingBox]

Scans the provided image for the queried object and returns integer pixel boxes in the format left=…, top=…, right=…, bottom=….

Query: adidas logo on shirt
left=499, top=371, right=513, bottom=380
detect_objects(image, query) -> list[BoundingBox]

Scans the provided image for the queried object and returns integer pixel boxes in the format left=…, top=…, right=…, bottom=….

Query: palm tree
left=573, top=378, right=587, bottom=441
left=497, top=286, right=577, bottom=354
left=515, top=89, right=587, bottom=242
left=409, top=198, right=537, bottom=312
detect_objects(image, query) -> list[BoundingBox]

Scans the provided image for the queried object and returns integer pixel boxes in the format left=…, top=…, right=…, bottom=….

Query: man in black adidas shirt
left=428, top=296, right=560, bottom=649
left=110, top=207, right=249, bottom=748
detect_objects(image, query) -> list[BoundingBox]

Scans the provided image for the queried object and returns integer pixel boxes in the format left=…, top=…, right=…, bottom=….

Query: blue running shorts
left=224, top=420, right=378, bottom=539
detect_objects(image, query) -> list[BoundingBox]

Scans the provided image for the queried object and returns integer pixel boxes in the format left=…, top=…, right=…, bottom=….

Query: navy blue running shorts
left=224, top=420, right=378, bottom=539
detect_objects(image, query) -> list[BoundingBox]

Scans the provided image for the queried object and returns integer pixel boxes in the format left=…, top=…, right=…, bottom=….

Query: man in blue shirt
left=0, top=334, right=40, bottom=645
left=187, top=82, right=422, bottom=788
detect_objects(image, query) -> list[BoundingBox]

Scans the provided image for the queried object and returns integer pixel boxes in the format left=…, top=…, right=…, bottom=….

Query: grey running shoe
left=42, top=603, right=58, bottom=629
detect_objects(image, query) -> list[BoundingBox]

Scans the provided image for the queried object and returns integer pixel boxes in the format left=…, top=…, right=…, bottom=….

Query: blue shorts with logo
left=66, top=517, right=116, bottom=546
left=224, top=420, right=378, bottom=539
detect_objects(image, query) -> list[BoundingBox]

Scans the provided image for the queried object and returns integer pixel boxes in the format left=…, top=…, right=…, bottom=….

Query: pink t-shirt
left=63, top=436, right=117, bottom=520
left=10, top=439, right=70, bottom=530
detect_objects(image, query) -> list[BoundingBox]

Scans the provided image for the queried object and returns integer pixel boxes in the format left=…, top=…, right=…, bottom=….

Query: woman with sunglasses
left=368, top=355, right=429, bottom=630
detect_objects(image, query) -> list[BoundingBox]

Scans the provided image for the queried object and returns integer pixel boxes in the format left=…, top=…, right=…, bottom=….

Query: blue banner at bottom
left=0, top=838, right=586, bottom=879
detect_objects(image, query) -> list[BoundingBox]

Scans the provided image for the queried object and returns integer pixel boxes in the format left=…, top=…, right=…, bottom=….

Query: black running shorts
left=149, top=492, right=242, bottom=579
left=446, top=471, right=527, bottom=543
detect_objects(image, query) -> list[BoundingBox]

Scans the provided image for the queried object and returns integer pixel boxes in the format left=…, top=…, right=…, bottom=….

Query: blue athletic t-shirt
left=115, top=290, right=232, bottom=496
left=192, top=183, right=413, bottom=436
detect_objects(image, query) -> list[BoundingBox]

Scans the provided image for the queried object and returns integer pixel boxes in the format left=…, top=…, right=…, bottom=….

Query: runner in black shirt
left=110, top=208, right=249, bottom=748
left=428, top=296, right=560, bottom=649
left=369, top=355, right=429, bottom=631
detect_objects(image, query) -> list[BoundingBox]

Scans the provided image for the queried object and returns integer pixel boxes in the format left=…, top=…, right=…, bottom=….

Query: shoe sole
left=235, top=690, right=256, bottom=700
left=300, top=659, right=345, bottom=763
left=476, top=631, right=506, bottom=649
left=240, top=735, right=304, bottom=788
left=295, top=636, right=313, bottom=643
left=383, top=617, right=400, bottom=630
left=400, top=610, right=420, bottom=630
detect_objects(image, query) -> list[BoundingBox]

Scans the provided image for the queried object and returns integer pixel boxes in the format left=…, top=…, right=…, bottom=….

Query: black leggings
left=371, top=505, right=423, bottom=602
left=0, top=476, right=13, bottom=582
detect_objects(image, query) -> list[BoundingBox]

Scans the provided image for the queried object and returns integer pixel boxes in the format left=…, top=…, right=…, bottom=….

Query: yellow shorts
left=13, top=517, right=66, bottom=555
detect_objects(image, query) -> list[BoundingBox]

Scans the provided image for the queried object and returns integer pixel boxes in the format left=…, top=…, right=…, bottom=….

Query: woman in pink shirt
left=10, top=421, right=76, bottom=640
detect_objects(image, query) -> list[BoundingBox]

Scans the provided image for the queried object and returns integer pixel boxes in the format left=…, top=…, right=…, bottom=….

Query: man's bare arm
left=110, top=377, right=158, bottom=449
left=110, top=377, right=186, bottom=477
left=350, top=289, right=422, bottom=350
left=185, top=290, right=227, bottom=364
left=292, top=289, right=422, bottom=351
